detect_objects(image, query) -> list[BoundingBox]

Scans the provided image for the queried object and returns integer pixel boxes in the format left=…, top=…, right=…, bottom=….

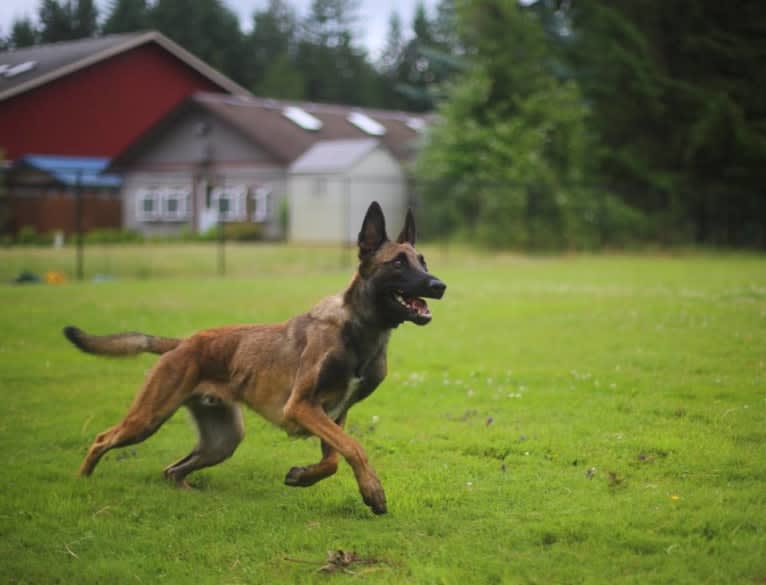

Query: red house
left=0, top=32, right=248, bottom=236
left=0, top=31, right=249, bottom=161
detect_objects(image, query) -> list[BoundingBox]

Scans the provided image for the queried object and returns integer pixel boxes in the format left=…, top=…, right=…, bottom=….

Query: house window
left=282, top=106, right=322, bottom=131
left=162, top=187, right=189, bottom=221
left=210, top=186, right=246, bottom=221
left=253, top=187, right=272, bottom=222
left=136, top=188, right=161, bottom=220
left=136, top=187, right=189, bottom=221
left=347, top=111, right=386, bottom=136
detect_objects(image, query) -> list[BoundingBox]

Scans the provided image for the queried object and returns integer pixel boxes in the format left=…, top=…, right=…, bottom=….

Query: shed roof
left=110, top=92, right=429, bottom=169
left=14, top=155, right=122, bottom=188
left=289, top=139, right=381, bottom=174
left=194, top=94, right=427, bottom=164
left=0, top=31, right=249, bottom=102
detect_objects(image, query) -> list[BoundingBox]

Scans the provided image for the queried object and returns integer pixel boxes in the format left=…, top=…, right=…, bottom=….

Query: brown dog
left=64, top=202, right=446, bottom=514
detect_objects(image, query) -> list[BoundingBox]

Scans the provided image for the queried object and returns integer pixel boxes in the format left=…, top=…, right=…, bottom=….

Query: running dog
left=64, top=201, right=446, bottom=515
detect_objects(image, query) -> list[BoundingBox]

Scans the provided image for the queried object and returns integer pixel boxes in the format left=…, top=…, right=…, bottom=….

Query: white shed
left=287, top=138, right=407, bottom=243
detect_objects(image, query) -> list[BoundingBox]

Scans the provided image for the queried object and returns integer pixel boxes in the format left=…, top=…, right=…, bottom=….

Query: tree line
left=2, top=0, right=764, bottom=249
left=416, top=1, right=765, bottom=249
left=0, top=0, right=452, bottom=112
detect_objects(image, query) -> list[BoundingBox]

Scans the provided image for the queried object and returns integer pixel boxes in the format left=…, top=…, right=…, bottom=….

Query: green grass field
left=1, top=245, right=764, bottom=584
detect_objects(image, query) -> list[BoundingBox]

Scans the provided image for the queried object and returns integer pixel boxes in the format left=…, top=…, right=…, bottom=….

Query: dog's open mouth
left=392, top=290, right=431, bottom=322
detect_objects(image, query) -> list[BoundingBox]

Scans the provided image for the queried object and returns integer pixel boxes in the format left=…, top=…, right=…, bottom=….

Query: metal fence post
left=75, top=170, right=84, bottom=281
left=217, top=184, right=225, bottom=277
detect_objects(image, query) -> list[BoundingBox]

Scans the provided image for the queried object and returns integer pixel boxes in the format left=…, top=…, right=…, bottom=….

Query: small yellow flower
left=670, top=494, right=681, bottom=501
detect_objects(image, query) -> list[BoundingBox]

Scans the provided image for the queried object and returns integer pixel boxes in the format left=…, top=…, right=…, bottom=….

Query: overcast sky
left=0, top=0, right=440, bottom=57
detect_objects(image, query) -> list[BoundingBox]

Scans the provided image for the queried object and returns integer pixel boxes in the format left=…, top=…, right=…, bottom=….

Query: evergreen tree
left=568, top=0, right=766, bottom=246
left=301, top=0, right=359, bottom=48
left=416, top=0, right=600, bottom=249
left=379, top=10, right=404, bottom=73
left=73, top=0, right=98, bottom=37
left=39, top=0, right=76, bottom=42
left=412, top=2, right=432, bottom=45
left=257, top=52, right=305, bottom=99
left=102, top=0, right=151, bottom=34
left=245, top=0, right=300, bottom=95
left=377, top=10, right=408, bottom=109
left=37, top=0, right=98, bottom=42
left=393, top=1, right=460, bottom=111
left=9, top=18, right=40, bottom=48
left=150, top=0, right=247, bottom=86
left=432, top=0, right=460, bottom=52
left=297, top=0, right=381, bottom=106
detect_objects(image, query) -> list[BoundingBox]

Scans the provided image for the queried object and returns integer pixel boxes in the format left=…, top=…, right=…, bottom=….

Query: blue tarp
left=16, top=155, right=122, bottom=188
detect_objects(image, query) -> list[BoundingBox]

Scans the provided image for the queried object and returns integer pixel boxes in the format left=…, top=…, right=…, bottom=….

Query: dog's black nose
left=427, top=278, right=446, bottom=299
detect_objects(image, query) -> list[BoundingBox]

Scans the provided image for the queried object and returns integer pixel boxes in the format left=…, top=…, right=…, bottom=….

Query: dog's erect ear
left=358, top=201, right=388, bottom=259
left=396, top=208, right=417, bottom=245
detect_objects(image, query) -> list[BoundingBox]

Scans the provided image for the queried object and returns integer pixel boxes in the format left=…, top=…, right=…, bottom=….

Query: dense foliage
left=2, top=0, right=763, bottom=248
left=417, top=0, right=766, bottom=249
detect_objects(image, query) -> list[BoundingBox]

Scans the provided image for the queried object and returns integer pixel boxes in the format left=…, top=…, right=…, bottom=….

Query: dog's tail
left=63, top=325, right=181, bottom=357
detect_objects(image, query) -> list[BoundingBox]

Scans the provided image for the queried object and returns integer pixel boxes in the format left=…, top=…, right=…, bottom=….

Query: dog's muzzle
left=426, top=277, right=446, bottom=299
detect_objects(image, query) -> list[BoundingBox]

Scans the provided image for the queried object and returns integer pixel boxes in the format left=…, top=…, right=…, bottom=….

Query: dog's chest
left=324, top=376, right=363, bottom=421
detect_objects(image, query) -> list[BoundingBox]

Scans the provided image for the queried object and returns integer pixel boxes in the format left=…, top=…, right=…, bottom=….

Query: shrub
left=84, top=228, right=144, bottom=244
left=599, top=194, right=651, bottom=248
left=15, top=226, right=53, bottom=246
left=196, top=222, right=264, bottom=242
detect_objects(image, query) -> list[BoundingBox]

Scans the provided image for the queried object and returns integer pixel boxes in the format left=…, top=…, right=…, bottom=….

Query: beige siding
left=123, top=167, right=287, bottom=238
left=288, top=176, right=346, bottom=242
left=132, top=113, right=273, bottom=167
left=288, top=146, right=408, bottom=243
left=351, top=148, right=402, bottom=178
left=349, top=149, right=406, bottom=240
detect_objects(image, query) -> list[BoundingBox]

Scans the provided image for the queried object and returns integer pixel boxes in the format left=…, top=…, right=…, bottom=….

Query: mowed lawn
left=0, top=245, right=764, bottom=584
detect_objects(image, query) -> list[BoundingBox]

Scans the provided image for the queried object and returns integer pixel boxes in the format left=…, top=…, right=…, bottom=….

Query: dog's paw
left=284, top=466, right=309, bottom=487
left=362, top=487, right=387, bottom=515
left=164, top=468, right=193, bottom=490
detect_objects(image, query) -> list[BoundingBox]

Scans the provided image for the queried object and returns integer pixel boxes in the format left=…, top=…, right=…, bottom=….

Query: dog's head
left=356, top=201, right=446, bottom=327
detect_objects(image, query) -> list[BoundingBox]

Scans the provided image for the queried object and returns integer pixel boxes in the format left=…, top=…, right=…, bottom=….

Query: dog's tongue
left=409, top=297, right=429, bottom=316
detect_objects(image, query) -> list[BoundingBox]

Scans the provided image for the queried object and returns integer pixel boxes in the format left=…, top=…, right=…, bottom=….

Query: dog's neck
left=343, top=272, right=393, bottom=330
left=342, top=273, right=392, bottom=368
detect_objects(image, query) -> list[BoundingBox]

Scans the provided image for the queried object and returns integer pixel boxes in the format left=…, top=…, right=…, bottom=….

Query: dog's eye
left=392, top=253, right=407, bottom=269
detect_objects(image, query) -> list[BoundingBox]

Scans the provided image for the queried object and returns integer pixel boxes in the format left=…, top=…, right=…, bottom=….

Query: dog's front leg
left=285, top=413, right=345, bottom=487
left=284, top=401, right=386, bottom=515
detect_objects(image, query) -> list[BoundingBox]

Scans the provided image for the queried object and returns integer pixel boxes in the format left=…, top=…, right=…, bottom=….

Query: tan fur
left=68, top=203, right=445, bottom=515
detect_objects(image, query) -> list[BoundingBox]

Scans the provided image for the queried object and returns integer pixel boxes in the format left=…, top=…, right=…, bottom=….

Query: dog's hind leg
left=284, top=415, right=345, bottom=487
left=79, top=351, right=199, bottom=477
left=163, top=394, right=244, bottom=488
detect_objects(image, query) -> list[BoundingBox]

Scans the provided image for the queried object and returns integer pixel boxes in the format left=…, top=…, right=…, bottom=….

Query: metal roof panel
left=288, top=139, right=380, bottom=174
left=17, top=155, right=122, bottom=187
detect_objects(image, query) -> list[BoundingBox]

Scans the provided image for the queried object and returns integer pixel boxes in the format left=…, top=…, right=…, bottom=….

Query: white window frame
left=135, top=187, right=162, bottom=221
left=211, top=185, right=247, bottom=221
left=136, top=186, right=190, bottom=221
left=161, top=187, right=190, bottom=221
left=252, top=186, right=272, bottom=223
